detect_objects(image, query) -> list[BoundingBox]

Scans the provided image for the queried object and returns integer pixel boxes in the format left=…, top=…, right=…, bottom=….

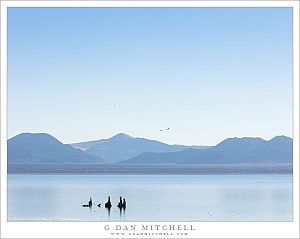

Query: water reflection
left=8, top=174, right=293, bottom=221
left=107, top=207, right=111, bottom=219
left=118, top=205, right=126, bottom=219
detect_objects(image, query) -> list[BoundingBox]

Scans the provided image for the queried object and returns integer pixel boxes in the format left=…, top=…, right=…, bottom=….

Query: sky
left=7, top=7, right=293, bottom=146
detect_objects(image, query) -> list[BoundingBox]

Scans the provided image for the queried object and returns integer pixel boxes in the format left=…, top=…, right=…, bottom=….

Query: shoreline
left=7, top=163, right=293, bottom=175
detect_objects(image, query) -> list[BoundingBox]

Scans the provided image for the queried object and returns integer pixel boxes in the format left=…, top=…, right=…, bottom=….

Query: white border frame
left=1, top=1, right=299, bottom=238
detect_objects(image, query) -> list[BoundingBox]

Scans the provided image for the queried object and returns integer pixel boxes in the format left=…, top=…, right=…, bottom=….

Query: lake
left=8, top=174, right=292, bottom=221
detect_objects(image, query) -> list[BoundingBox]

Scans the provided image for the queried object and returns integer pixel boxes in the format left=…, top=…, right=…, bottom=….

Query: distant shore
left=7, top=163, right=292, bottom=175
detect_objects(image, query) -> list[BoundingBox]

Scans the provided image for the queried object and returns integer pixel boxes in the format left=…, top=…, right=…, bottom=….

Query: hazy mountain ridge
left=8, top=133, right=292, bottom=165
left=121, top=136, right=293, bottom=164
left=8, top=133, right=106, bottom=164
left=71, top=133, right=209, bottom=163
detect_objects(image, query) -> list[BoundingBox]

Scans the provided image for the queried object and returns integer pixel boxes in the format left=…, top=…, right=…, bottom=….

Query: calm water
left=8, top=174, right=292, bottom=221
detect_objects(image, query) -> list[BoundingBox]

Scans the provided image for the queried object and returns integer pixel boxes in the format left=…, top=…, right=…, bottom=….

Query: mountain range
left=7, top=133, right=293, bottom=165
left=71, top=133, right=208, bottom=163
left=121, top=136, right=293, bottom=164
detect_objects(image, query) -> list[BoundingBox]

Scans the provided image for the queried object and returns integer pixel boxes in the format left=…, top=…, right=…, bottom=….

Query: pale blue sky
left=8, top=7, right=293, bottom=145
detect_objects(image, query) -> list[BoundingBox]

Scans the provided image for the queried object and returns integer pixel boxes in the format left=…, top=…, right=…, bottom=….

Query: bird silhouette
left=105, top=196, right=112, bottom=209
left=160, top=128, right=170, bottom=132
left=122, top=198, right=126, bottom=209
left=117, top=197, right=123, bottom=208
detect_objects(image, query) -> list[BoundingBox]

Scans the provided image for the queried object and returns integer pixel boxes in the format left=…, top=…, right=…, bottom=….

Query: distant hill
left=71, top=133, right=209, bottom=163
left=121, top=136, right=293, bottom=164
left=8, top=133, right=106, bottom=164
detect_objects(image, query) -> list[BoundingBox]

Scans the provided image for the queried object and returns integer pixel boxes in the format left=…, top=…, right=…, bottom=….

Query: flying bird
left=160, top=128, right=170, bottom=132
